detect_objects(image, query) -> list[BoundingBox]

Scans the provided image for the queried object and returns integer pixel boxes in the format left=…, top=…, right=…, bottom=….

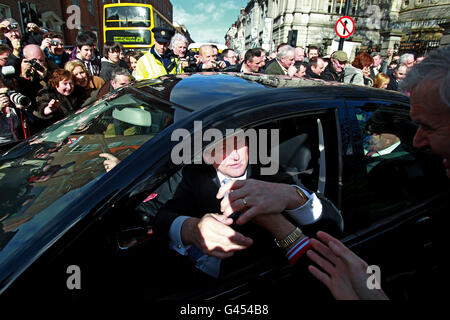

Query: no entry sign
left=335, top=16, right=355, bottom=39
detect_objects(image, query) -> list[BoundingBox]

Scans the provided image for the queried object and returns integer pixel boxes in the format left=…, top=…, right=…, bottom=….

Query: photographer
left=197, top=45, right=227, bottom=71
left=0, top=75, right=34, bottom=148
left=170, top=33, right=189, bottom=72
left=182, top=50, right=200, bottom=73
left=41, top=32, right=69, bottom=68
left=17, top=45, right=58, bottom=119
left=0, top=19, right=24, bottom=75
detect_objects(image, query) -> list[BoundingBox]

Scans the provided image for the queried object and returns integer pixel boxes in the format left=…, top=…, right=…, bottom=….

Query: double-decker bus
left=103, top=3, right=176, bottom=50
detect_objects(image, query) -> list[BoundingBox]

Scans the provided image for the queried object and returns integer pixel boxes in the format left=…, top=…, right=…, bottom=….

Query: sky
left=171, top=0, right=249, bottom=45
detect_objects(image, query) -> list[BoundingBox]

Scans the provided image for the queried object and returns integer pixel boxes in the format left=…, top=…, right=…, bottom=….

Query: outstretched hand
left=306, top=231, right=389, bottom=300
left=99, top=153, right=120, bottom=172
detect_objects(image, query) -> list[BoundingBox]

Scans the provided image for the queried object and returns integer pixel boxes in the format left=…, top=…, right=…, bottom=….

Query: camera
left=6, top=23, right=18, bottom=31
left=25, top=58, right=45, bottom=78
left=183, top=52, right=198, bottom=72
left=28, top=58, right=45, bottom=72
left=1, top=65, right=17, bottom=88
left=50, top=39, right=60, bottom=46
left=6, top=90, right=31, bottom=108
left=165, top=51, right=178, bottom=73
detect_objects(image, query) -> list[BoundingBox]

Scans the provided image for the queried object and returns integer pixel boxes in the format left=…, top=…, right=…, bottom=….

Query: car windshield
left=0, top=89, right=174, bottom=249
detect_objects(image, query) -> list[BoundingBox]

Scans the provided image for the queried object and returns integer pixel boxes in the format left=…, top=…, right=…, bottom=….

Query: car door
left=117, top=98, right=345, bottom=301
left=338, top=98, right=449, bottom=299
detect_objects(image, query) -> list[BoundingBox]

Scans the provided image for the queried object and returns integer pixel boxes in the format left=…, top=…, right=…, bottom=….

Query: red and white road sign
left=335, top=16, right=355, bottom=39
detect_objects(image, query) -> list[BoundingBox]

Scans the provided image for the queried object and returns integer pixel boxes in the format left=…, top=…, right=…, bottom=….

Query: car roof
left=133, top=72, right=410, bottom=111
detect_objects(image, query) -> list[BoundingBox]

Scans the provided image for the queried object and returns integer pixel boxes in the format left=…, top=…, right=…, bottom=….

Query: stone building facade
left=227, top=0, right=449, bottom=57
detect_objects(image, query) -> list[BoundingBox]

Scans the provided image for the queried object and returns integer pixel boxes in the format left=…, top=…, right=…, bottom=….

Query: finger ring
left=242, top=197, right=248, bottom=208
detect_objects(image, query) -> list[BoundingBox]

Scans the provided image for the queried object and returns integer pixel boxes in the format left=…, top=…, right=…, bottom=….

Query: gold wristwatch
left=275, top=227, right=304, bottom=249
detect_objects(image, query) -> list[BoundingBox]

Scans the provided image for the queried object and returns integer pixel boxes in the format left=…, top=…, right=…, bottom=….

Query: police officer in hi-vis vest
left=135, top=27, right=183, bottom=80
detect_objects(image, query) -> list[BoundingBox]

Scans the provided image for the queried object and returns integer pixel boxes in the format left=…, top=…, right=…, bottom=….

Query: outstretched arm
left=306, top=231, right=389, bottom=300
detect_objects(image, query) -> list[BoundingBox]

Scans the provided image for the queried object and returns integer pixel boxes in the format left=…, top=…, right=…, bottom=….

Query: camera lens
left=8, top=91, right=32, bottom=108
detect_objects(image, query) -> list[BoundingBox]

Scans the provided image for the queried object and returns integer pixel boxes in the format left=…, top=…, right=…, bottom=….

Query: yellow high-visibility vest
left=135, top=51, right=182, bottom=80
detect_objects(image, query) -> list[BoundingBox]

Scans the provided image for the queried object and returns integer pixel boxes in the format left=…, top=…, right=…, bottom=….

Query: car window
left=341, top=102, right=448, bottom=232
left=0, top=90, right=174, bottom=244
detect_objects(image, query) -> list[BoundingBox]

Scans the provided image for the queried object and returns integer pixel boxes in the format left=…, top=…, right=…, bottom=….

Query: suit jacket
left=386, top=72, right=399, bottom=91
left=370, top=61, right=388, bottom=79
left=153, top=164, right=344, bottom=244
left=264, top=59, right=286, bottom=75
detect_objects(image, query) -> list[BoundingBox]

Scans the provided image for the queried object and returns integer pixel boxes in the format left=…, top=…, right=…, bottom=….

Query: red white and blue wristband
left=286, top=236, right=311, bottom=266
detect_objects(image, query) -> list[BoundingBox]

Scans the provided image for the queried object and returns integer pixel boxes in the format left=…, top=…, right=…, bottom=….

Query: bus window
left=103, top=4, right=176, bottom=50
left=105, top=6, right=151, bottom=28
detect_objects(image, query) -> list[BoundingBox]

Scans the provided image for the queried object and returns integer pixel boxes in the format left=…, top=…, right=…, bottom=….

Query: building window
left=0, top=4, right=12, bottom=20
left=88, top=0, right=94, bottom=15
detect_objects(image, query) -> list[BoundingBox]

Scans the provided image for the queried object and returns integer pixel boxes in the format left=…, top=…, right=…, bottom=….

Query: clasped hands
left=181, top=179, right=305, bottom=259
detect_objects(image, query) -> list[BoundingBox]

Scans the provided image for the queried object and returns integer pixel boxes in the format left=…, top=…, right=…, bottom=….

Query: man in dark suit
left=225, top=48, right=266, bottom=73
left=153, top=134, right=343, bottom=277
left=369, top=52, right=388, bottom=80
left=387, top=63, right=407, bottom=91
left=264, top=45, right=296, bottom=76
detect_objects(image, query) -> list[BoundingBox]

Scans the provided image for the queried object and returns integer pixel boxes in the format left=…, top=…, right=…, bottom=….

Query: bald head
left=23, top=44, right=46, bottom=65
left=199, top=45, right=215, bottom=64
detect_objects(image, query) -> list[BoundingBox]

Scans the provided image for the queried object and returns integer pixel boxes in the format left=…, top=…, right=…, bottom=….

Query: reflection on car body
left=0, top=73, right=448, bottom=302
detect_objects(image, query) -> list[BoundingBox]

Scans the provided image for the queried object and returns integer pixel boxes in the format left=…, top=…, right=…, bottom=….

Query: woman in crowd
left=343, top=52, right=374, bottom=86
left=34, top=69, right=84, bottom=129
left=64, top=59, right=104, bottom=102
left=126, top=50, right=144, bottom=78
left=372, top=72, right=390, bottom=89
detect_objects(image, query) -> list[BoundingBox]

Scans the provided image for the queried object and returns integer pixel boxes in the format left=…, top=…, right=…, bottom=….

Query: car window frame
left=107, top=98, right=345, bottom=300
left=339, top=97, right=448, bottom=246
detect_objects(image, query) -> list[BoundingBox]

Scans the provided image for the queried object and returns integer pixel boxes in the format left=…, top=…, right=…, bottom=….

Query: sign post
left=335, top=16, right=355, bottom=50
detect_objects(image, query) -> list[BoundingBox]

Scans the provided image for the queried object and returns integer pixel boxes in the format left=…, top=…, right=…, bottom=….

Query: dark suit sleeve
left=297, top=192, right=344, bottom=237
left=152, top=165, right=200, bottom=243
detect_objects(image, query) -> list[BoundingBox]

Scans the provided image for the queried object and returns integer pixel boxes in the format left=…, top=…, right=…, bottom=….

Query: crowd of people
left=1, top=20, right=448, bottom=301
left=0, top=18, right=134, bottom=146
left=1, top=20, right=424, bottom=148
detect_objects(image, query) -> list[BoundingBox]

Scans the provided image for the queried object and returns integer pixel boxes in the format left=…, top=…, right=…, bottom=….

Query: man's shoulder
left=181, top=164, right=216, bottom=179
left=264, top=60, right=283, bottom=75
left=321, top=64, right=339, bottom=81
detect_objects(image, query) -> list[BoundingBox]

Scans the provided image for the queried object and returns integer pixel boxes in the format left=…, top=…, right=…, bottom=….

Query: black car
left=0, top=73, right=448, bottom=302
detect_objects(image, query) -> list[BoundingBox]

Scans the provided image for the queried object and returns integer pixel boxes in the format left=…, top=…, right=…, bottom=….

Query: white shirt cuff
left=285, top=185, right=323, bottom=225
left=168, top=215, right=222, bottom=278
left=169, top=215, right=191, bottom=255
